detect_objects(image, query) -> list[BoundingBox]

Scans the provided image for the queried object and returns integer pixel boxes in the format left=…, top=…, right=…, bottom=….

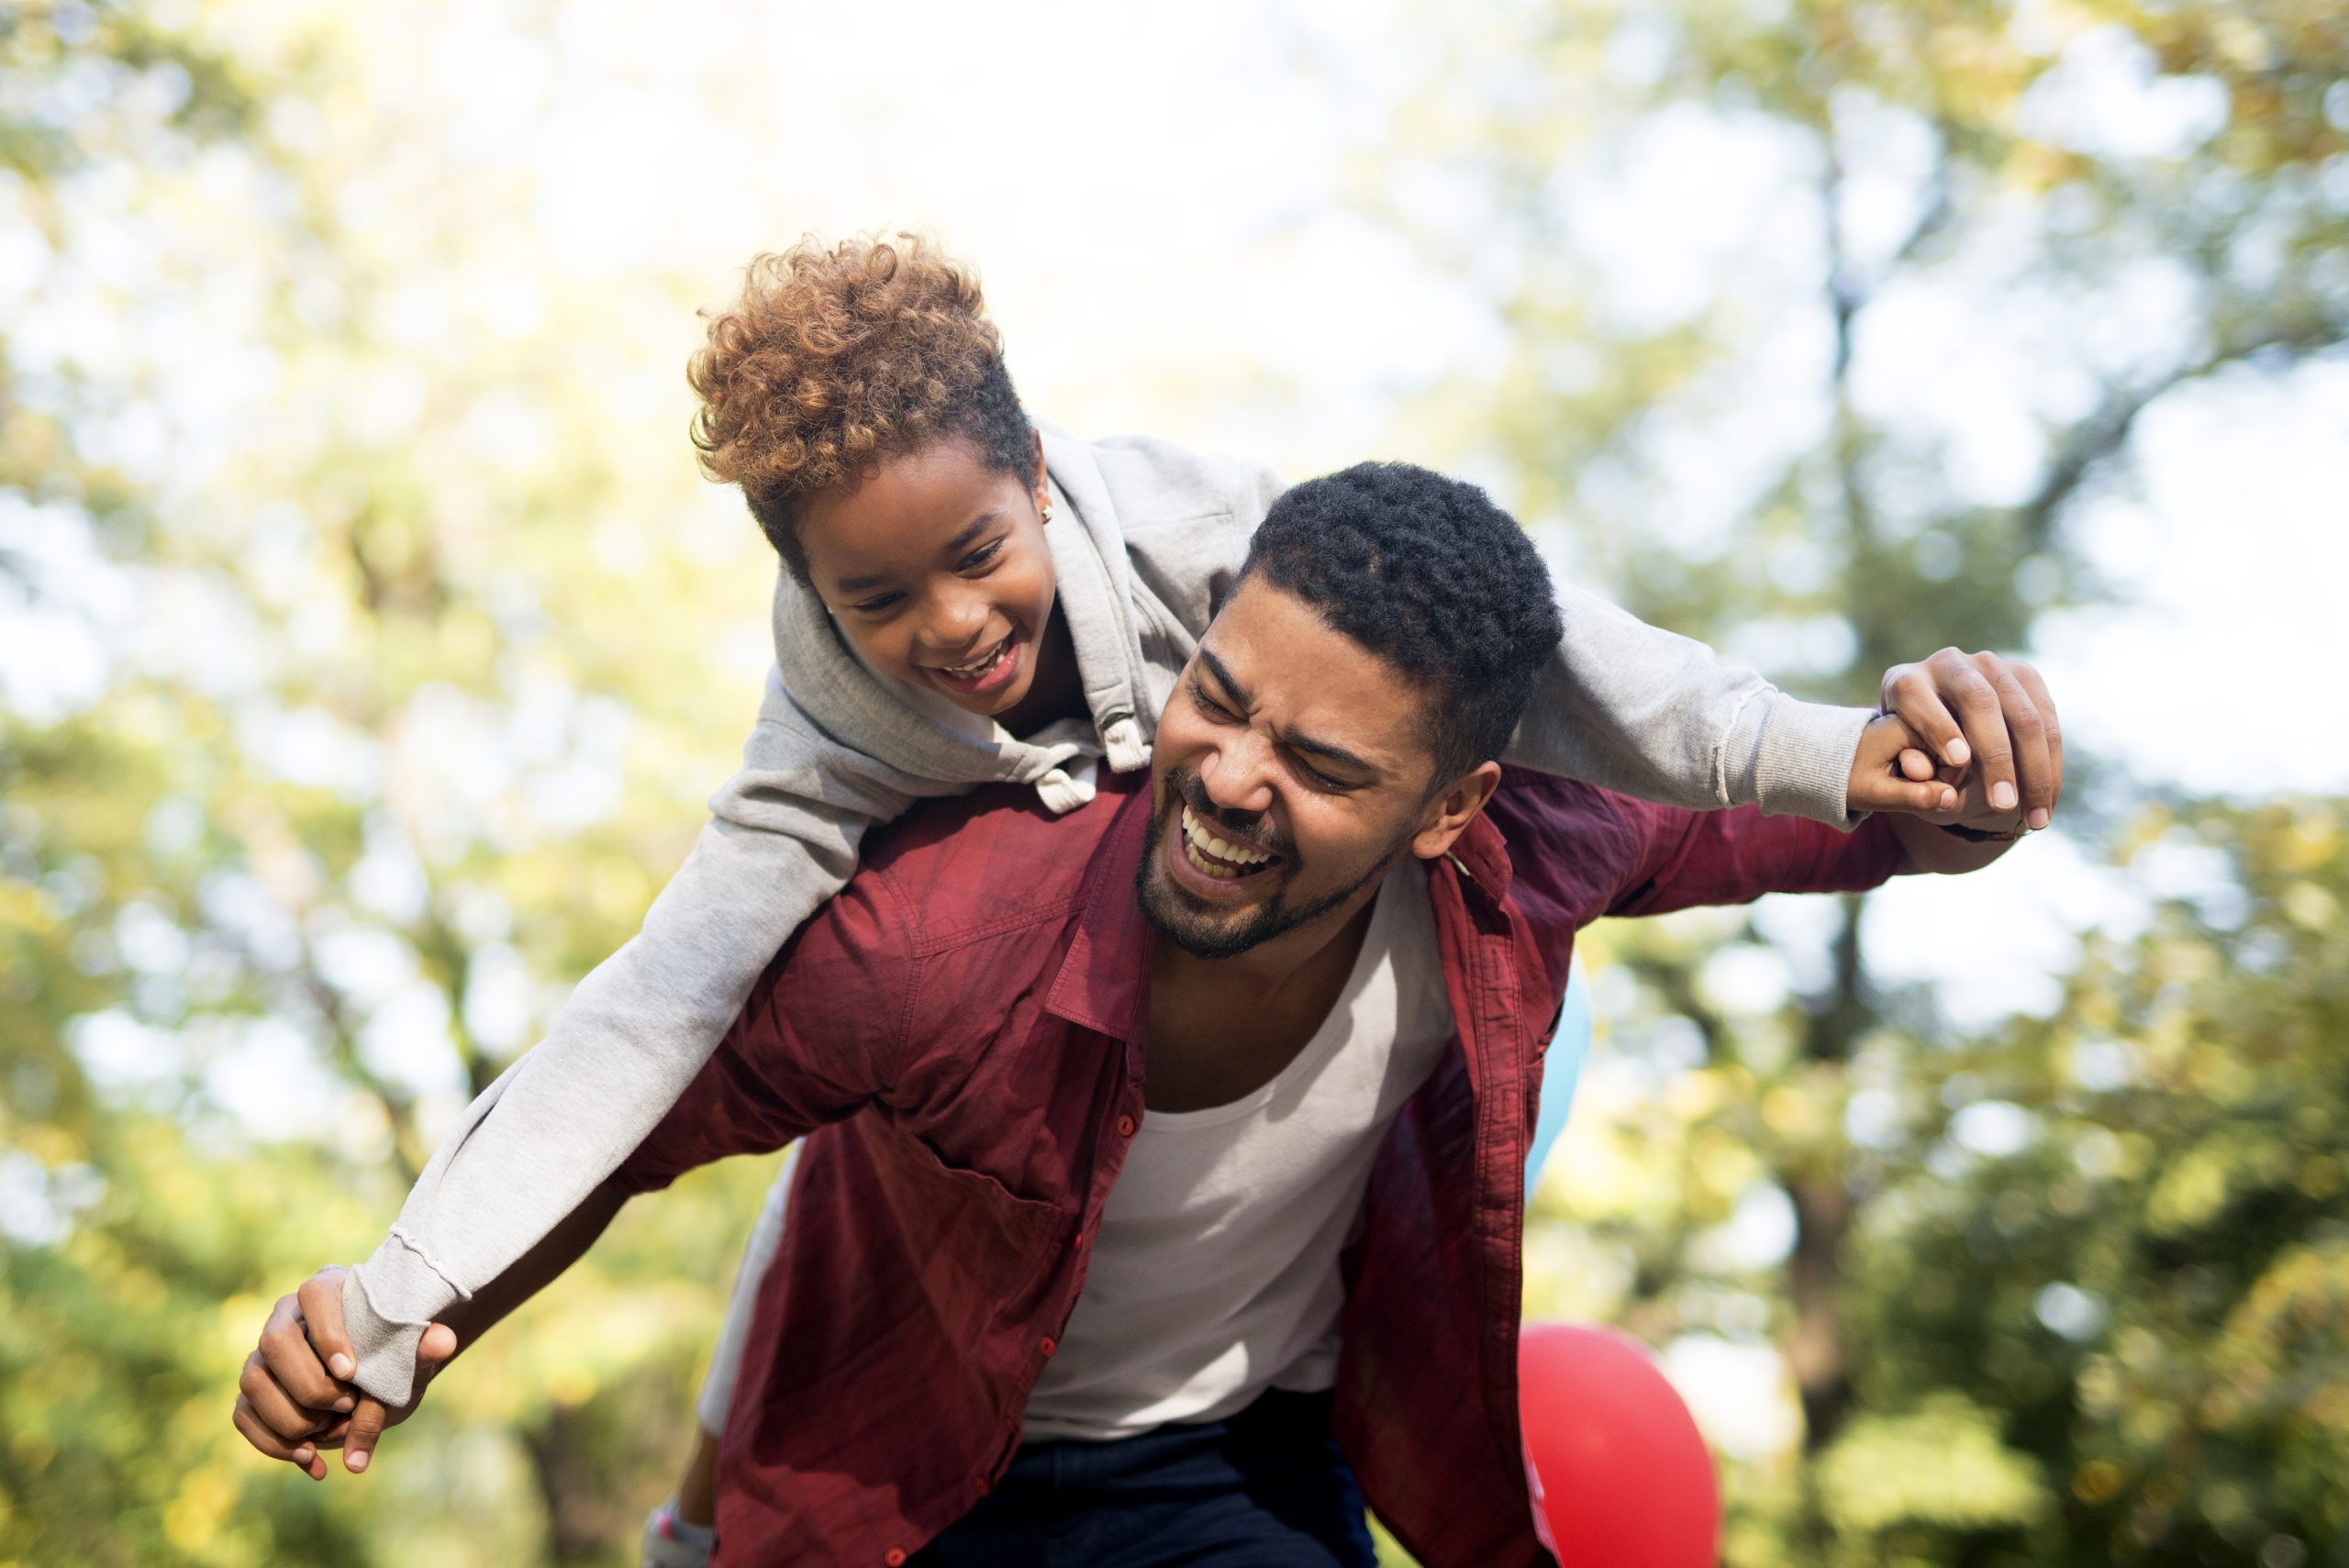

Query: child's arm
left=1504, top=581, right=1876, bottom=828
left=1088, top=427, right=1882, bottom=829
left=337, top=668, right=943, bottom=1406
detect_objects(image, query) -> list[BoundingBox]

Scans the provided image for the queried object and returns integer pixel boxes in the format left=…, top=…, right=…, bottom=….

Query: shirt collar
left=1446, top=809, right=1514, bottom=906
left=1043, top=781, right=1160, bottom=1039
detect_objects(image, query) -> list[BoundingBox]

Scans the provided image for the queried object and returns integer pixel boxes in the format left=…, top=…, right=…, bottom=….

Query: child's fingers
left=418, top=1322, right=459, bottom=1367
left=342, top=1396, right=388, bottom=1474
left=1849, top=772, right=1960, bottom=817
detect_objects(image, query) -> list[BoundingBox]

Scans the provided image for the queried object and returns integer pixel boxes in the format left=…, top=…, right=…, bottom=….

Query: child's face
left=797, top=435, right=1058, bottom=720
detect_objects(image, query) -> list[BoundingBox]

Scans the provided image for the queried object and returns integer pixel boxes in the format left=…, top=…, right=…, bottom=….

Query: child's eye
left=959, top=539, right=1005, bottom=573
left=852, top=590, right=905, bottom=614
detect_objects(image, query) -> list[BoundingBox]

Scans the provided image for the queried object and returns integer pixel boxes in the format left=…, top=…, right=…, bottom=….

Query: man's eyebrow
left=1280, top=727, right=1377, bottom=778
left=1197, top=646, right=1252, bottom=710
left=1197, top=646, right=1377, bottom=778
left=832, top=512, right=1006, bottom=593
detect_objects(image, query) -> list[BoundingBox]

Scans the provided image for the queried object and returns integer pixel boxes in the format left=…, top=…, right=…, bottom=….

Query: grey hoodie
left=340, top=422, right=1871, bottom=1403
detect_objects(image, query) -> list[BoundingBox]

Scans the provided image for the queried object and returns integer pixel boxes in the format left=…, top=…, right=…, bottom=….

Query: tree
left=1359, top=0, right=2346, bottom=1559
left=2, top=3, right=778, bottom=1562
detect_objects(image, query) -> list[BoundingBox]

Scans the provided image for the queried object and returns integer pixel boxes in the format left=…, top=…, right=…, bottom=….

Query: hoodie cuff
left=1725, top=695, right=1874, bottom=830
left=342, top=1237, right=457, bottom=1407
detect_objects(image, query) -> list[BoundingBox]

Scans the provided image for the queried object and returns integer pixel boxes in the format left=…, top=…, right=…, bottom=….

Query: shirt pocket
left=895, top=1142, right=1074, bottom=1354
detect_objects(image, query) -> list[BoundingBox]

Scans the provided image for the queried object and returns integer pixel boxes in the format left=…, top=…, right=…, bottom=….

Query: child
left=318, top=236, right=1983, bottom=1509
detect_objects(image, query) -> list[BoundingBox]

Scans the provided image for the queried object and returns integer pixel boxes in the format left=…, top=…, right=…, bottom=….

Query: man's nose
left=1199, top=733, right=1276, bottom=817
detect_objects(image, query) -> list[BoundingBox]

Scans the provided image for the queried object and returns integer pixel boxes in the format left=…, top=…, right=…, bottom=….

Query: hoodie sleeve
left=1078, top=428, right=1871, bottom=828
left=1502, top=582, right=1875, bottom=829
left=339, top=666, right=933, bottom=1407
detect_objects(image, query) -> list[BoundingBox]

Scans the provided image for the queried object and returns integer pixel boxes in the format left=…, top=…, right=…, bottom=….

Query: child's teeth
left=947, top=642, right=1006, bottom=678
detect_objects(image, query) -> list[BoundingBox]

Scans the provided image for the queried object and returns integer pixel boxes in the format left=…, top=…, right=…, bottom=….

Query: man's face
left=1140, top=576, right=1472, bottom=960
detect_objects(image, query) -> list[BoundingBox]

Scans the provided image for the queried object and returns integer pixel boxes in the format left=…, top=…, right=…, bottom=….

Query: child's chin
left=952, top=678, right=1025, bottom=718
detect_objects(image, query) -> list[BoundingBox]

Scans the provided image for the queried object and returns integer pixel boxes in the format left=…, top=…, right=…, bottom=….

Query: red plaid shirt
left=616, top=768, right=1907, bottom=1567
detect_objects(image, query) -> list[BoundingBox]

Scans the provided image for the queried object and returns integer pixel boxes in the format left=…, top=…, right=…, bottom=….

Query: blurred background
left=3, top=0, right=2344, bottom=1563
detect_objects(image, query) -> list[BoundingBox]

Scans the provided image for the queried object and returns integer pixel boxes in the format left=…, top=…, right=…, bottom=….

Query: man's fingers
left=1982, top=659, right=2053, bottom=828
left=258, top=1293, right=348, bottom=1412
left=1883, top=667, right=1971, bottom=770
left=343, top=1396, right=387, bottom=1474
left=303, top=1414, right=354, bottom=1450
left=238, top=1350, right=328, bottom=1443
left=233, top=1396, right=327, bottom=1479
left=2011, top=662, right=2064, bottom=822
left=1943, top=665, right=2017, bottom=815
left=295, top=1267, right=357, bottom=1384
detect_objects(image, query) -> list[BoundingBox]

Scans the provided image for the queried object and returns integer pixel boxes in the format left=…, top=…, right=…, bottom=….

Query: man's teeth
left=1181, top=804, right=1273, bottom=878
left=943, top=640, right=1009, bottom=679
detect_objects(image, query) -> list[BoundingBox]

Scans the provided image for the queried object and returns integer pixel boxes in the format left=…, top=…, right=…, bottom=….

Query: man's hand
left=1847, top=648, right=2063, bottom=828
left=231, top=1265, right=456, bottom=1480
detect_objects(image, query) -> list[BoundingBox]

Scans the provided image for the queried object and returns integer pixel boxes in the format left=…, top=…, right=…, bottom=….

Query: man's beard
left=1136, top=766, right=1409, bottom=960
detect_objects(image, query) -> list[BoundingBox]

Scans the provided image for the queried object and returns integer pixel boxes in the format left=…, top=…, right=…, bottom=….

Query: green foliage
left=1819, top=1396, right=2052, bottom=1536
left=4, top=3, right=2343, bottom=1567
left=1835, top=801, right=2349, bottom=1564
left=1383, top=1, right=2347, bottom=1564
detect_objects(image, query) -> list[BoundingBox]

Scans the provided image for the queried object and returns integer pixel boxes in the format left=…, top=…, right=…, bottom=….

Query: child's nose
left=923, top=592, right=990, bottom=651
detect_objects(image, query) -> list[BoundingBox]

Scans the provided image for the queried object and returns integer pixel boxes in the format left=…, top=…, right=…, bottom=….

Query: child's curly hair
left=689, top=234, right=1035, bottom=576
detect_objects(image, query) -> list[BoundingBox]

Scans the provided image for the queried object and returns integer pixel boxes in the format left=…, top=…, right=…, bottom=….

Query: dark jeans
left=909, top=1389, right=1379, bottom=1568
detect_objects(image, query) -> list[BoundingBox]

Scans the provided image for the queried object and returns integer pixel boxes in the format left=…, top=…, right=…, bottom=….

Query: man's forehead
left=1197, top=581, right=1428, bottom=770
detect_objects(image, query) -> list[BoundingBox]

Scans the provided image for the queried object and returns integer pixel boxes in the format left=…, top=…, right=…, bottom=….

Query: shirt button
left=885, top=1551, right=907, bottom=1566
left=1117, top=1115, right=1137, bottom=1138
left=1040, top=1336, right=1058, bottom=1357
left=974, top=1476, right=992, bottom=1497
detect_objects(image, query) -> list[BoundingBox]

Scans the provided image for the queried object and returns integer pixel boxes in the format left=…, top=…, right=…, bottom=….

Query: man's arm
left=1607, top=705, right=2033, bottom=917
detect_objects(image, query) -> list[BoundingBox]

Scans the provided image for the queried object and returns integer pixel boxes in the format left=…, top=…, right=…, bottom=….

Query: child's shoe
left=640, top=1499, right=717, bottom=1568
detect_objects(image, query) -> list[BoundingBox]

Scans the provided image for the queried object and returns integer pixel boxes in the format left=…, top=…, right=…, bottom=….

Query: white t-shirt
left=1021, top=860, right=1455, bottom=1441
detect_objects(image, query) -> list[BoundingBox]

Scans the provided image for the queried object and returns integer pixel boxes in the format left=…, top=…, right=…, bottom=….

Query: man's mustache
left=1165, top=767, right=1294, bottom=861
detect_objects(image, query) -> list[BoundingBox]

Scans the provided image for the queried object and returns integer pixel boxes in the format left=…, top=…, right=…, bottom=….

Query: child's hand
left=1849, top=649, right=2061, bottom=828
left=231, top=1264, right=456, bottom=1479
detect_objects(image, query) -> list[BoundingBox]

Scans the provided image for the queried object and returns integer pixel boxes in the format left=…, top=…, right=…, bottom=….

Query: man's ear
left=1410, top=761, right=1503, bottom=862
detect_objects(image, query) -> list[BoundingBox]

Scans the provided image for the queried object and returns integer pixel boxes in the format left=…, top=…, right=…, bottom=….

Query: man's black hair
left=1235, top=462, right=1564, bottom=787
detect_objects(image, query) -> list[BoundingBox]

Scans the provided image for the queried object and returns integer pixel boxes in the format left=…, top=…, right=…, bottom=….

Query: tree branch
left=2017, top=318, right=2349, bottom=550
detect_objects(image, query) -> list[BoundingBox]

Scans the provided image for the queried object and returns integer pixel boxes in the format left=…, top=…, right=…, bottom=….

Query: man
left=232, top=463, right=2037, bottom=1566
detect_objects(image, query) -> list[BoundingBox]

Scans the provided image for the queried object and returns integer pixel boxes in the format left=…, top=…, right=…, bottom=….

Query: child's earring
left=1040, top=500, right=1053, bottom=525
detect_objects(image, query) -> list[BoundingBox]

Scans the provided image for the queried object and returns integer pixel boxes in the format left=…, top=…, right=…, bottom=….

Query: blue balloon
left=1526, top=963, right=1591, bottom=1198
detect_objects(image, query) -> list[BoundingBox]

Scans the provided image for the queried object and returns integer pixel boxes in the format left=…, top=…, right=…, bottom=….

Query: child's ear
left=1030, top=428, right=1049, bottom=508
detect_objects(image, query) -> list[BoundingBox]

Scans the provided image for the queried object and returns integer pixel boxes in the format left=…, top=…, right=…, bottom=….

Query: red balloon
left=1519, top=1322, right=1721, bottom=1568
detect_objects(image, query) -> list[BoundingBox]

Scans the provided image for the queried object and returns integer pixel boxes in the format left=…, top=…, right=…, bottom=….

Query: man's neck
left=1142, top=873, right=1390, bottom=1113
